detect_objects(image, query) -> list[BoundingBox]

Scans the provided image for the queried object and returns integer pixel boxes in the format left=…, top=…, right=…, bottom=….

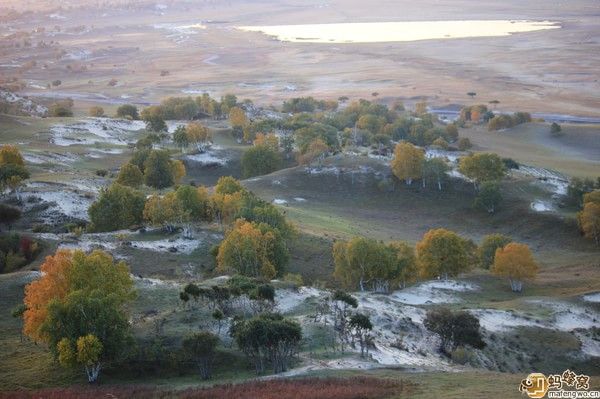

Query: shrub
left=451, top=346, right=474, bottom=365
left=88, top=106, right=105, bottom=117
left=116, top=104, right=139, bottom=120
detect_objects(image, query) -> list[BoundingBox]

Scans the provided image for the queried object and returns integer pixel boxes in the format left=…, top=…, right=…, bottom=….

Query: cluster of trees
left=282, top=96, right=338, bottom=113
left=116, top=149, right=186, bottom=190
left=232, top=313, right=302, bottom=374
left=212, top=178, right=293, bottom=279
left=389, top=142, right=506, bottom=208
left=333, top=238, right=416, bottom=292
left=459, top=104, right=493, bottom=124
left=173, top=122, right=212, bottom=152
left=487, top=112, right=531, bottom=131
left=311, top=290, right=373, bottom=357
left=0, top=145, right=29, bottom=194
left=333, top=229, right=539, bottom=293
left=22, top=249, right=135, bottom=382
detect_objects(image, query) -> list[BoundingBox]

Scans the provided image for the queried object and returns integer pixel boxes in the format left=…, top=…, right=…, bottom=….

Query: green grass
left=460, top=122, right=600, bottom=178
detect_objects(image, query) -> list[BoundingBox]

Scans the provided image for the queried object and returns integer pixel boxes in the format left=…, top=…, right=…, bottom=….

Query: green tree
left=216, top=219, right=288, bottom=279
left=349, top=313, right=373, bottom=357
left=0, top=204, right=21, bottom=231
left=422, top=157, right=449, bottom=190
left=116, top=163, right=144, bottom=188
left=88, top=183, right=145, bottom=232
left=478, top=234, right=512, bottom=269
left=233, top=313, right=302, bottom=374
left=242, top=145, right=282, bottom=178
left=473, top=182, right=502, bottom=213
left=176, top=185, right=211, bottom=221
left=183, top=332, right=220, bottom=380
left=116, top=104, right=139, bottom=120
left=143, top=150, right=174, bottom=189
left=173, top=125, right=189, bottom=151
left=416, top=229, right=470, bottom=279
left=459, top=153, right=505, bottom=188
left=424, top=307, right=485, bottom=353
left=144, top=192, right=189, bottom=231
left=550, top=122, right=562, bottom=137
left=44, top=291, right=131, bottom=382
left=215, top=176, right=244, bottom=195
left=141, top=106, right=167, bottom=132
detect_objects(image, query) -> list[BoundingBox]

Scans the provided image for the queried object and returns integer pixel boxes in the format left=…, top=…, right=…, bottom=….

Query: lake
left=237, top=20, right=560, bottom=43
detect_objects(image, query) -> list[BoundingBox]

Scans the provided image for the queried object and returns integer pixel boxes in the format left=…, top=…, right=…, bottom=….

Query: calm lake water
left=237, top=20, right=560, bottom=43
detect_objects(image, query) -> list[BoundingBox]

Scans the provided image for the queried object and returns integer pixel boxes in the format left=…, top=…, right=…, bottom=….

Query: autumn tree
left=141, top=105, right=167, bottom=132
left=183, top=332, right=220, bottom=380
left=88, top=183, right=145, bottom=232
left=478, top=234, right=512, bottom=269
left=297, top=138, right=328, bottom=167
left=491, top=243, right=539, bottom=292
left=116, top=163, right=143, bottom=188
left=391, top=142, right=424, bottom=185
left=253, top=133, right=279, bottom=151
left=415, top=101, right=427, bottom=115
left=242, top=145, right=282, bottom=178
left=459, top=153, right=506, bottom=188
left=578, top=196, right=600, bottom=245
left=229, top=106, right=248, bottom=137
left=215, top=176, right=245, bottom=195
left=144, top=192, right=189, bottom=231
left=416, top=229, right=471, bottom=279
left=186, top=122, right=212, bottom=151
left=0, top=145, right=25, bottom=166
left=0, top=145, right=29, bottom=193
left=473, top=181, right=502, bottom=213
left=333, top=237, right=417, bottom=292
left=422, top=157, right=449, bottom=190
left=176, top=184, right=211, bottom=221
left=23, top=250, right=134, bottom=380
left=216, top=219, right=287, bottom=279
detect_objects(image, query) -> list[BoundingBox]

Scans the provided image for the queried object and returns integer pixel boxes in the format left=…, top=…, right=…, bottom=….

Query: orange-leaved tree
left=491, top=242, right=539, bottom=292
left=23, top=249, right=134, bottom=342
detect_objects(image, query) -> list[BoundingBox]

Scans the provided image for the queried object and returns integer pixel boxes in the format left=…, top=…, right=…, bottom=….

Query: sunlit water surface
left=236, top=20, right=560, bottom=43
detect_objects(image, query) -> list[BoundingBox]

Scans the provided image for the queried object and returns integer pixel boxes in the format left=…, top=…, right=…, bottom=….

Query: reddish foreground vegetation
left=1, top=376, right=411, bottom=399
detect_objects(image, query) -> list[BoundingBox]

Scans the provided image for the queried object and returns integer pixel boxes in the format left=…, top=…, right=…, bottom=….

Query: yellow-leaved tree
left=578, top=190, right=600, bottom=245
left=491, top=242, right=539, bottom=292
left=216, top=219, right=277, bottom=279
left=391, top=142, right=424, bottom=185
